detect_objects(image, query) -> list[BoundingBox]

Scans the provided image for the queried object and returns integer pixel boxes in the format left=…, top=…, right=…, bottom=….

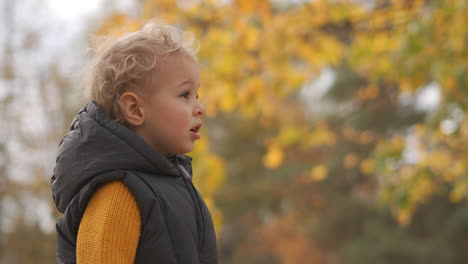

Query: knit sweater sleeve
left=76, top=181, right=141, bottom=263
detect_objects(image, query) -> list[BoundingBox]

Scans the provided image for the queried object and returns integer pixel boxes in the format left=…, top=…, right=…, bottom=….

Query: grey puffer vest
left=50, top=101, right=218, bottom=264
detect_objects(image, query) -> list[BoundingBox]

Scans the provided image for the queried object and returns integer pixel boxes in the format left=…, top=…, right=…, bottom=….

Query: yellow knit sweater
left=76, top=181, right=141, bottom=263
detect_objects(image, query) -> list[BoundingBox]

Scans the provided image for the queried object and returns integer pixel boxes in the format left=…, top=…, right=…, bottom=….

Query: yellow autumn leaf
left=263, top=143, right=284, bottom=169
left=424, top=150, right=451, bottom=172
left=389, top=135, right=405, bottom=153
left=310, top=165, right=328, bottom=182
left=360, top=159, right=375, bottom=175
left=244, top=26, right=259, bottom=51
left=449, top=183, right=468, bottom=203
left=235, top=0, right=255, bottom=13
left=409, top=177, right=435, bottom=204
left=443, top=77, right=456, bottom=93
left=219, top=84, right=237, bottom=112
left=397, top=208, right=412, bottom=226
left=278, top=127, right=303, bottom=146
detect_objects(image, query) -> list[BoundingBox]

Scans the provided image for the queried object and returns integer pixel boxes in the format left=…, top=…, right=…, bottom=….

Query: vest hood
left=51, top=100, right=192, bottom=213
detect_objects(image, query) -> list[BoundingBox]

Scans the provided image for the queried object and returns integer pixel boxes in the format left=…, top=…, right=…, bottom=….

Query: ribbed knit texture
left=76, top=181, right=141, bottom=263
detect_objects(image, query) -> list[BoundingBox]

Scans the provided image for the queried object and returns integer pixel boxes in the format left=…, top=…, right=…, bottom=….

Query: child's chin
left=172, top=145, right=194, bottom=155
left=183, top=144, right=196, bottom=154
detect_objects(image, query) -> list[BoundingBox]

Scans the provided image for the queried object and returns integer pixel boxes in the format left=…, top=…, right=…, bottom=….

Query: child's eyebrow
left=176, top=80, right=200, bottom=89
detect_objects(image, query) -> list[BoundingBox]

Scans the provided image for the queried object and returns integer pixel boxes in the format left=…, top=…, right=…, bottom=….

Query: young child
left=50, top=20, right=218, bottom=263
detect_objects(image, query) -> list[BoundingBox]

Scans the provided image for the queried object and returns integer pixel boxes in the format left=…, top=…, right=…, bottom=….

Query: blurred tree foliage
left=0, top=1, right=83, bottom=262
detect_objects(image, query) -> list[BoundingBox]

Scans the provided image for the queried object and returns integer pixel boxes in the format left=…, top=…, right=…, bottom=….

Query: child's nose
left=194, top=101, right=205, bottom=116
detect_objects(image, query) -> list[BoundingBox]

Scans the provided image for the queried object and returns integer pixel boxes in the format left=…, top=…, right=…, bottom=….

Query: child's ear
left=119, top=92, right=145, bottom=127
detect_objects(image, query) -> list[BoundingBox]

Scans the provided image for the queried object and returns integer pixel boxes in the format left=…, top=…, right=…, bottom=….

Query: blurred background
left=1, top=0, right=467, bottom=263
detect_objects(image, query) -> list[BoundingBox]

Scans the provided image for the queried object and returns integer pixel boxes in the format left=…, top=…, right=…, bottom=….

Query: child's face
left=135, top=52, right=204, bottom=155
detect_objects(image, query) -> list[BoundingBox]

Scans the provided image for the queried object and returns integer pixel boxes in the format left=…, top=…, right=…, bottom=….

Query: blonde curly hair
left=83, top=19, right=199, bottom=127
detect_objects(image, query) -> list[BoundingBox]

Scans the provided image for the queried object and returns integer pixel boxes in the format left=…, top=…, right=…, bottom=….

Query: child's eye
left=181, top=90, right=190, bottom=98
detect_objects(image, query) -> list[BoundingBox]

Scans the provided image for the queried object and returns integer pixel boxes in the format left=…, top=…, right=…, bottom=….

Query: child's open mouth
left=190, top=124, right=201, bottom=140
